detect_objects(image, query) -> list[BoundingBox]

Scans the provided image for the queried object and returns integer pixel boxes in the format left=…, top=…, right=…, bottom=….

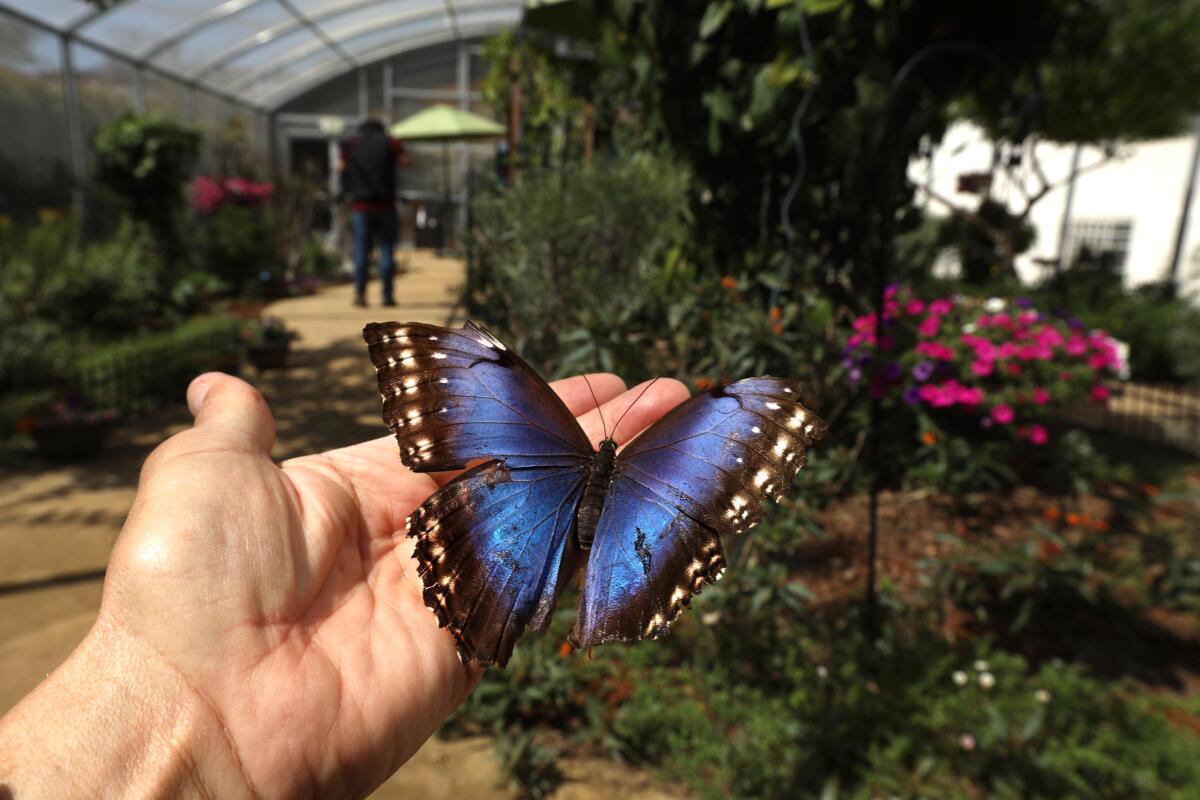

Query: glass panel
left=195, top=89, right=232, bottom=173
left=199, top=25, right=318, bottom=88
left=339, top=16, right=450, bottom=59
left=390, top=41, right=456, bottom=91
left=452, top=6, right=521, bottom=36
left=145, top=70, right=194, bottom=121
left=0, top=12, right=72, bottom=218
left=277, top=69, right=360, bottom=115
left=309, top=0, right=437, bottom=37
left=77, top=0, right=227, bottom=58
left=148, top=0, right=293, bottom=75
left=72, top=42, right=139, bottom=143
left=0, top=0, right=94, bottom=29
left=290, top=0, right=439, bottom=19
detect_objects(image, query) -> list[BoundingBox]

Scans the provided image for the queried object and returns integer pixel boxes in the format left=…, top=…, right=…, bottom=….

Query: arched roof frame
left=0, top=0, right=523, bottom=110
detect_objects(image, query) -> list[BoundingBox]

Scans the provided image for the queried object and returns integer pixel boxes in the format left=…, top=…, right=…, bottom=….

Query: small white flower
left=973, top=659, right=990, bottom=672
left=701, top=611, right=721, bottom=626
left=700, top=188, right=713, bottom=204
left=962, top=322, right=977, bottom=334
left=816, top=665, right=829, bottom=679
left=1035, top=689, right=1051, bottom=704
left=958, top=733, right=977, bottom=751
left=1111, top=338, right=1131, bottom=380
left=952, top=670, right=969, bottom=686
left=978, top=671, right=996, bottom=690
left=984, top=297, right=1005, bottom=313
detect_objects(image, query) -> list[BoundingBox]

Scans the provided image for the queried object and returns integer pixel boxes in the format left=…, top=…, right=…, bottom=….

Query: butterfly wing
left=364, top=320, right=592, bottom=470
left=571, top=378, right=826, bottom=647
left=409, top=460, right=587, bottom=666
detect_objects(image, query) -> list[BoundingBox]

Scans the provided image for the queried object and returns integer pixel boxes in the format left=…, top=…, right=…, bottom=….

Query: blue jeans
left=351, top=209, right=398, bottom=302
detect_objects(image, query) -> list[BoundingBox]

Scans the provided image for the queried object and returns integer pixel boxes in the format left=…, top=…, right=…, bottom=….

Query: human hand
left=0, top=370, right=688, bottom=799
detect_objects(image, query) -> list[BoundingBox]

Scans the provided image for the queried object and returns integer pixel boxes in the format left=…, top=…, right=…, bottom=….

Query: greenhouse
left=1, top=0, right=521, bottom=233
left=3, top=2, right=1200, bottom=799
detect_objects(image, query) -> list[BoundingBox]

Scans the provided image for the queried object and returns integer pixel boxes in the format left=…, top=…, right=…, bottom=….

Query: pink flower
left=991, top=404, right=1014, bottom=424
left=971, top=359, right=993, bottom=377
left=1065, top=336, right=1087, bottom=356
left=1032, top=387, right=1050, bottom=405
left=1028, top=424, right=1048, bottom=445
left=928, top=298, right=954, bottom=316
left=853, top=314, right=878, bottom=333
left=906, top=299, right=926, bottom=315
left=917, top=316, right=941, bottom=338
left=957, top=386, right=984, bottom=407
left=998, top=342, right=1018, bottom=359
left=1091, top=384, right=1110, bottom=403
left=918, top=384, right=942, bottom=404
left=916, top=341, right=956, bottom=360
left=1007, top=362, right=1022, bottom=376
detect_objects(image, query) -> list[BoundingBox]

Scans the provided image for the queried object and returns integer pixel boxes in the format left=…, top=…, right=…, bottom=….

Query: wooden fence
left=1063, top=382, right=1200, bottom=456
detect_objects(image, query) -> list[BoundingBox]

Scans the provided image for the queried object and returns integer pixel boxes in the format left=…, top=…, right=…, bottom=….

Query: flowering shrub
left=845, top=288, right=1127, bottom=449
left=191, top=176, right=274, bottom=215
left=16, top=395, right=118, bottom=432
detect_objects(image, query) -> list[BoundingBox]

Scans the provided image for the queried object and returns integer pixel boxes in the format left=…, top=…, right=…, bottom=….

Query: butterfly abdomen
left=576, top=439, right=618, bottom=550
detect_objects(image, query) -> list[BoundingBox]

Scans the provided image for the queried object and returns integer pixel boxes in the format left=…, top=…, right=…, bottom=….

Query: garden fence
left=1062, top=382, right=1200, bottom=456
left=5, top=320, right=243, bottom=420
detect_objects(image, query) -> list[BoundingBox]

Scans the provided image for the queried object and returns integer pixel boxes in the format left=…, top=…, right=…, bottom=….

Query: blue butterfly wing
left=409, top=460, right=586, bottom=666
left=364, top=320, right=591, bottom=470
left=571, top=378, right=826, bottom=647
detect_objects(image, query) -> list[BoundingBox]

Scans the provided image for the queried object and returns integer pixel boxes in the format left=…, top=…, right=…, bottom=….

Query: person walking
left=340, top=118, right=411, bottom=307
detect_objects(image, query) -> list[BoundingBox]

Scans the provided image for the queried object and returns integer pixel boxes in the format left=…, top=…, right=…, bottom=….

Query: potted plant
left=20, top=396, right=119, bottom=462
left=244, top=316, right=297, bottom=370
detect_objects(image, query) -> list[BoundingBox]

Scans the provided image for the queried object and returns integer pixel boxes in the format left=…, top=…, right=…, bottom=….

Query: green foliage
left=480, top=32, right=588, bottom=169
left=1034, top=253, right=1200, bottom=384
left=494, top=733, right=565, bottom=800
left=195, top=203, right=280, bottom=293
left=92, top=112, right=201, bottom=244
left=0, top=215, right=168, bottom=384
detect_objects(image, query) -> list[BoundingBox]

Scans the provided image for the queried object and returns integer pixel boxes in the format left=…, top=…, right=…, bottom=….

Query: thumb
left=185, top=372, right=276, bottom=455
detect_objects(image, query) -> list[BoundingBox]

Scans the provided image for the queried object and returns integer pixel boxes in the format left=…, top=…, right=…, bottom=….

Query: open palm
left=95, top=370, right=687, bottom=799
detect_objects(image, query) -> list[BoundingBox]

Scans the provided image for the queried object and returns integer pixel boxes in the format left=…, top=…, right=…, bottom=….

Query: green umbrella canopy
left=388, top=104, right=504, bottom=141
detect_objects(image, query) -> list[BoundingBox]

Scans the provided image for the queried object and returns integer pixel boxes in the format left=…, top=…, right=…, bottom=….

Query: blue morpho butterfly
left=364, top=320, right=827, bottom=667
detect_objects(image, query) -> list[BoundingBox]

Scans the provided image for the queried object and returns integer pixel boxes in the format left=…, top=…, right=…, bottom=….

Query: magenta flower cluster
left=191, top=175, right=274, bottom=214
left=844, top=287, right=1125, bottom=446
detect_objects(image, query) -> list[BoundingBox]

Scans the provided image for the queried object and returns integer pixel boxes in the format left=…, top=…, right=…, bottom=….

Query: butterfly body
left=364, top=320, right=826, bottom=666
left=576, top=438, right=617, bottom=550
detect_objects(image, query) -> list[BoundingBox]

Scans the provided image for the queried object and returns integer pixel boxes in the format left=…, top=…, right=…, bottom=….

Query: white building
left=911, top=121, right=1200, bottom=298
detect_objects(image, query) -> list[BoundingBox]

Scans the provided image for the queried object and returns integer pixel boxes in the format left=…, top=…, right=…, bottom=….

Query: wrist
left=0, top=618, right=257, bottom=799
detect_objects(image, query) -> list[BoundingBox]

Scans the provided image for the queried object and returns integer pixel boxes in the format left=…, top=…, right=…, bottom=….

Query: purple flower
left=902, top=386, right=921, bottom=405
left=1015, top=297, right=1034, bottom=309
left=980, top=417, right=993, bottom=429
left=912, top=360, right=935, bottom=382
left=883, top=362, right=903, bottom=381
left=848, top=367, right=863, bottom=384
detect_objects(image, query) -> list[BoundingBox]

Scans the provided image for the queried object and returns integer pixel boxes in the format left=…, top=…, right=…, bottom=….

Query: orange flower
left=695, top=376, right=714, bottom=391
left=1092, top=518, right=1109, bottom=532
left=769, top=306, right=783, bottom=321
left=1065, top=513, right=1083, bottom=527
left=1042, top=507, right=1061, bottom=521
left=921, top=431, right=937, bottom=446
left=558, top=641, right=572, bottom=658
left=772, top=322, right=784, bottom=335
left=1139, top=482, right=1160, bottom=497
left=720, top=275, right=738, bottom=291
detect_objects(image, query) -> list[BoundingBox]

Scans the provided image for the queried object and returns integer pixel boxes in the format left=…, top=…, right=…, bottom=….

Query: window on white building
left=1062, top=219, right=1134, bottom=272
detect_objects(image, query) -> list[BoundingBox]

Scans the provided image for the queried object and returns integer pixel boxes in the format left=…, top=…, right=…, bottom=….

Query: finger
left=185, top=372, right=276, bottom=454
left=550, top=373, right=626, bottom=417
left=578, top=378, right=690, bottom=447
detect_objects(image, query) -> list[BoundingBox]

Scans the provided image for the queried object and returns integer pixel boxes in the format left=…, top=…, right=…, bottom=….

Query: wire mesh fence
left=1061, top=382, right=1200, bottom=456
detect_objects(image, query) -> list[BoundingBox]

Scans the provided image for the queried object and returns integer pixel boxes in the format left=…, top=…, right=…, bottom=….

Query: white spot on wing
left=765, top=401, right=781, bottom=410
left=432, top=352, right=447, bottom=360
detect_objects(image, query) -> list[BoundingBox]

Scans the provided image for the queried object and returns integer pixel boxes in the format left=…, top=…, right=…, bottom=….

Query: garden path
left=0, top=251, right=684, bottom=800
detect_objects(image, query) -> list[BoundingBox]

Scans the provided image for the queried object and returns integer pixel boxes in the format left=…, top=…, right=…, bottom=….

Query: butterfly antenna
left=611, top=377, right=661, bottom=442
left=581, top=373, right=608, bottom=440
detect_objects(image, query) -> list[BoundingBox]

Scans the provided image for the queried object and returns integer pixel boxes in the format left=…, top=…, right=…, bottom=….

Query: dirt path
left=0, top=252, right=684, bottom=799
